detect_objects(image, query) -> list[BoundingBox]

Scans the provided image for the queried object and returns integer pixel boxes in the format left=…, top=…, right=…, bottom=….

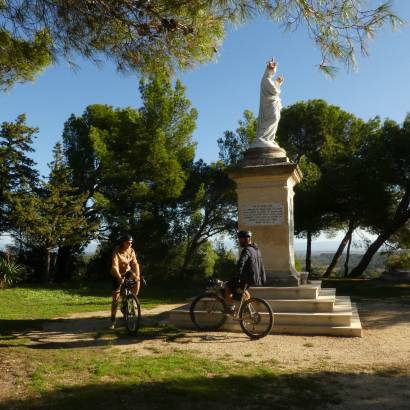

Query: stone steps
left=319, top=288, right=336, bottom=297
left=193, top=294, right=336, bottom=313
left=169, top=296, right=353, bottom=328
left=267, top=296, right=335, bottom=313
left=165, top=282, right=363, bottom=337
left=269, top=303, right=362, bottom=337
left=248, top=285, right=319, bottom=300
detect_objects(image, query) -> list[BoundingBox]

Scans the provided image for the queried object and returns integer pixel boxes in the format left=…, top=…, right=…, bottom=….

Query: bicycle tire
left=239, top=297, right=273, bottom=339
left=124, top=293, right=141, bottom=335
left=190, top=292, right=228, bottom=331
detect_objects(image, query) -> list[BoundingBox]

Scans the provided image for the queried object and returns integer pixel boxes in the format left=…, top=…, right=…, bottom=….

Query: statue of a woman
left=251, top=59, right=284, bottom=149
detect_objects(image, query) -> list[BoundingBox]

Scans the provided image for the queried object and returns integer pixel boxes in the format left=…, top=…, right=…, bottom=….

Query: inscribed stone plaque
left=241, top=203, right=284, bottom=226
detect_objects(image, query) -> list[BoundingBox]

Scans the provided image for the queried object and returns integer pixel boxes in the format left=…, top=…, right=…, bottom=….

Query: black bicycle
left=119, top=273, right=141, bottom=335
left=190, top=279, right=274, bottom=339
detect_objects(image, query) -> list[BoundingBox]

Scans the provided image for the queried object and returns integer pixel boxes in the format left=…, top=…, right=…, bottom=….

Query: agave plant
left=0, top=257, right=25, bottom=287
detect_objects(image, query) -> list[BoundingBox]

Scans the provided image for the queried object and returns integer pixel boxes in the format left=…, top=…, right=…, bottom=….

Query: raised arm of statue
left=274, top=75, right=284, bottom=88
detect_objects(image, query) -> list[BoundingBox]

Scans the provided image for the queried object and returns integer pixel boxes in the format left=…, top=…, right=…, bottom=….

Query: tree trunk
left=54, top=246, right=74, bottom=282
left=349, top=191, right=410, bottom=277
left=349, top=232, right=391, bottom=277
left=305, top=230, right=312, bottom=273
left=344, top=230, right=353, bottom=277
left=42, top=248, right=51, bottom=282
left=323, top=222, right=355, bottom=278
left=181, top=241, right=198, bottom=276
left=18, top=230, right=23, bottom=259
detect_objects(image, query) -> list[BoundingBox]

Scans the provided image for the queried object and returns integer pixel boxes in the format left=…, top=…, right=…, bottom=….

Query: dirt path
left=3, top=301, right=410, bottom=409
left=10, top=301, right=410, bottom=371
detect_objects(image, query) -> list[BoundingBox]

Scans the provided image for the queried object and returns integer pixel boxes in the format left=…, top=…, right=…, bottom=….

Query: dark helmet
left=237, top=230, right=252, bottom=239
left=119, top=234, right=133, bottom=244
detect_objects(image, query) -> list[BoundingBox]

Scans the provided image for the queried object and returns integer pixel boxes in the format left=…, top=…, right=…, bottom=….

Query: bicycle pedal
left=227, top=305, right=236, bottom=313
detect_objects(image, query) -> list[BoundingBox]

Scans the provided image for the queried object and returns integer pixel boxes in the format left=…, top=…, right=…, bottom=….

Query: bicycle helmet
left=237, top=230, right=252, bottom=238
left=119, top=234, right=133, bottom=243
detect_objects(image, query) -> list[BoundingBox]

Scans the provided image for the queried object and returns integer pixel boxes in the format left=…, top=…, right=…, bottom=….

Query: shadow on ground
left=1, top=370, right=410, bottom=410
left=0, top=311, right=191, bottom=349
left=0, top=307, right=250, bottom=350
left=358, top=301, right=410, bottom=329
left=2, top=297, right=410, bottom=350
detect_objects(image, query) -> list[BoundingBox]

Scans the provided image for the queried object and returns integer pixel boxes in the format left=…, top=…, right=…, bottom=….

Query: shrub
left=213, top=243, right=237, bottom=280
left=294, top=257, right=302, bottom=272
left=0, top=257, right=25, bottom=287
left=384, top=252, right=410, bottom=271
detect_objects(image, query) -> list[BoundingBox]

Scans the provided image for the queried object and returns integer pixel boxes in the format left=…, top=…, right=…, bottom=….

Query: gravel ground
left=16, top=301, right=410, bottom=371
left=3, top=301, right=410, bottom=409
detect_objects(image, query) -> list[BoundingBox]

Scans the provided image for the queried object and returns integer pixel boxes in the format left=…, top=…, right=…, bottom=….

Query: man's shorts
left=226, top=277, right=249, bottom=301
left=111, top=271, right=133, bottom=292
left=111, top=276, right=122, bottom=292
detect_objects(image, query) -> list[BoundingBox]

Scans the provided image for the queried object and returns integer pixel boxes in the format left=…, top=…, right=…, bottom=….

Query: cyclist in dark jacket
left=224, top=230, right=266, bottom=305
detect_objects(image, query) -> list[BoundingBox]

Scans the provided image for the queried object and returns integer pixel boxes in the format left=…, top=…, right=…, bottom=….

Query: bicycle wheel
left=190, top=292, right=228, bottom=331
left=124, top=294, right=141, bottom=335
left=239, top=297, right=273, bottom=339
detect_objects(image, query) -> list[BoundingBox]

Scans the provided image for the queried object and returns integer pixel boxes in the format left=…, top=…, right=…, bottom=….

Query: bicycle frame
left=191, top=280, right=274, bottom=339
left=120, top=279, right=136, bottom=303
left=206, top=286, right=251, bottom=321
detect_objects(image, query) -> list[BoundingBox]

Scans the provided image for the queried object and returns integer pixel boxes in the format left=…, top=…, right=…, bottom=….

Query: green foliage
left=1, top=0, right=225, bottom=87
left=10, top=144, right=92, bottom=249
left=0, top=29, right=52, bottom=90
left=1, top=1, right=401, bottom=88
left=62, top=76, right=237, bottom=281
left=64, top=76, right=196, bottom=215
left=213, top=242, right=237, bottom=280
left=349, top=114, right=410, bottom=276
left=63, top=76, right=201, bottom=278
left=8, top=143, right=95, bottom=280
left=0, top=256, right=25, bottom=287
left=278, top=100, right=396, bottom=275
left=294, top=256, right=302, bottom=272
left=264, top=0, right=403, bottom=75
left=384, top=252, right=410, bottom=271
left=218, top=110, right=257, bottom=166
left=391, top=223, right=410, bottom=249
left=190, top=241, right=218, bottom=280
left=293, top=156, right=329, bottom=237
left=187, top=241, right=237, bottom=281
left=222, top=100, right=409, bottom=277
left=0, top=114, right=39, bottom=232
left=176, top=160, right=237, bottom=275
left=278, top=99, right=367, bottom=165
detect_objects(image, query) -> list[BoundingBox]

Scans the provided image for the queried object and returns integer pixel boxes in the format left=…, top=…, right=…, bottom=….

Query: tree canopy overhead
left=1, top=0, right=402, bottom=89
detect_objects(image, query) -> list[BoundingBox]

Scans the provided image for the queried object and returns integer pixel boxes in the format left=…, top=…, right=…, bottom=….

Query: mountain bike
left=119, top=273, right=141, bottom=335
left=189, top=279, right=274, bottom=339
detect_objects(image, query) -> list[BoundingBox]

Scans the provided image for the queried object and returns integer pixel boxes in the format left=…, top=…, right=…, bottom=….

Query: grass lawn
left=1, top=279, right=410, bottom=409
left=0, top=280, right=199, bottom=336
left=0, top=281, right=199, bottom=321
left=0, top=280, right=342, bottom=409
left=0, top=342, right=343, bottom=410
left=3, top=278, right=408, bottom=323
left=322, top=278, right=410, bottom=303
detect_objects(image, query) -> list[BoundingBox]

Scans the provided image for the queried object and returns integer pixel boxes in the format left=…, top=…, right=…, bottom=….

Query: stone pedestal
left=229, top=145, right=302, bottom=286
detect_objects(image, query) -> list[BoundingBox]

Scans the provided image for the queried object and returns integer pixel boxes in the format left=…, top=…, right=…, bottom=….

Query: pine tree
left=9, top=143, right=95, bottom=281
left=0, top=114, right=39, bottom=232
left=62, top=75, right=198, bottom=277
left=1, top=1, right=402, bottom=89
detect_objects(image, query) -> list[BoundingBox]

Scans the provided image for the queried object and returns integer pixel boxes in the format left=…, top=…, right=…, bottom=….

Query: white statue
left=251, top=59, right=284, bottom=150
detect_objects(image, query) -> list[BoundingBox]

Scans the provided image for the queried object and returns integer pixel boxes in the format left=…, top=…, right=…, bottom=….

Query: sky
left=1, top=2, right=410, bottom=252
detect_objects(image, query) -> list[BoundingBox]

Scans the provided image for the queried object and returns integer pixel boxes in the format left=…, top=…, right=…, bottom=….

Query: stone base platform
left=165, top=281, right=363, bottom=337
